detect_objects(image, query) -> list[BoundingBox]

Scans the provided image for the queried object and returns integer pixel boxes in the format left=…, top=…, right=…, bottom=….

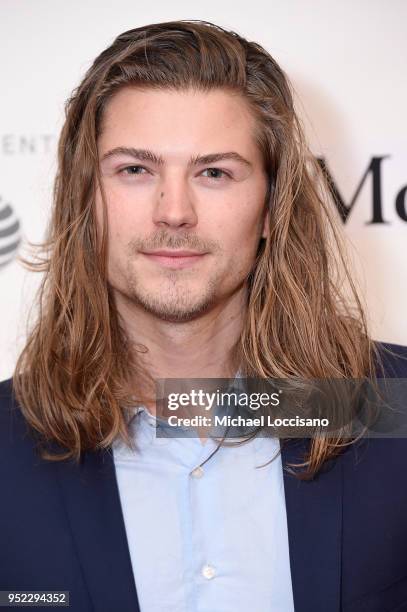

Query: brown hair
left=14, top=19, right=380, bottom=478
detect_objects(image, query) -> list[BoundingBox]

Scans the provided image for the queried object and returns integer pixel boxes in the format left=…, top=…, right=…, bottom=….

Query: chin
left=134, top=290, right=218, bottom=322
left=149, top=309, right=206, bottom=323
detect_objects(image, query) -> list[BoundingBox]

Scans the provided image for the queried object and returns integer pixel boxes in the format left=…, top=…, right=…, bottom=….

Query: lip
left=141, top=250, right=208, bottom=269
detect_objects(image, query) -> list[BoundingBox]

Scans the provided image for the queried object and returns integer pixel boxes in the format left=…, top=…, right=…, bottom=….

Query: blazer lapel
left=55, top=448, right=140, bottom=612
left=281, top=439, right=343, bottom=612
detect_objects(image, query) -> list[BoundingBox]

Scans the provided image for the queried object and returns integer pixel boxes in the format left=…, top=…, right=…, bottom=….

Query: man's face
left=96, top=87, right=269, bottom=322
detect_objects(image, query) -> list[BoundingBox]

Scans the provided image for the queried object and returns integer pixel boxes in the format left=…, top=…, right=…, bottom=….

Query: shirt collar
left=127, top=368, right=244, bottom=425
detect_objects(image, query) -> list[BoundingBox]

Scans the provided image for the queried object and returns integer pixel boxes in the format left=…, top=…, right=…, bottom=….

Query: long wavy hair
left=13, top=19, right=381, bottom=478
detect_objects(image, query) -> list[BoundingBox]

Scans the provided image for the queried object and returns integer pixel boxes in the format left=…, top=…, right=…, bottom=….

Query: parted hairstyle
left=13, top=20, right=381, bottom=478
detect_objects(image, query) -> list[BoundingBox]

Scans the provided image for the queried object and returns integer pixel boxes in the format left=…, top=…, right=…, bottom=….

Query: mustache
left=129, top=231, right=221, bottom=253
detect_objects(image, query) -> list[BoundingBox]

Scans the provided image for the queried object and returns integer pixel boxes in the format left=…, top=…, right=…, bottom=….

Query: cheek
left=94, top=193, right=127, bottom=260
left=97, top=184, right=147, bottom=241
left=214, top=200, right=264, bottom=251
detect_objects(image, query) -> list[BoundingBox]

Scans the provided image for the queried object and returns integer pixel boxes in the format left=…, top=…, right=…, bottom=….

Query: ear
left=261, top=207, right=270, bottom=239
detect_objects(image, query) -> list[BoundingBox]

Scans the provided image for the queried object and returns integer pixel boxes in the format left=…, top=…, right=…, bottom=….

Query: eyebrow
left=100, top=147, right=252, bottom=168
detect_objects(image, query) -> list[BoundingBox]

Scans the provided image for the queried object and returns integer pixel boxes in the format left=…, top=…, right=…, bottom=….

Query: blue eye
left=201, top=168, right=230, bottom=180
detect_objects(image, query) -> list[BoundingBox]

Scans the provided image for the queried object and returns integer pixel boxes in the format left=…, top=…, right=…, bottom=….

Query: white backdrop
left=1, top=0, right=406, bottom=381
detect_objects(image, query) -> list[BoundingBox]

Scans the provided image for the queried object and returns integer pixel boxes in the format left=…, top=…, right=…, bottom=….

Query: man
left=1, top=19, right=407, bottom=612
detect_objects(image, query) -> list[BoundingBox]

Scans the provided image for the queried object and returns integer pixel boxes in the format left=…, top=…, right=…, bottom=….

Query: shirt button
left=190, top=466, right=204, bottom=478
left=201, top=564, right=216, bottom=579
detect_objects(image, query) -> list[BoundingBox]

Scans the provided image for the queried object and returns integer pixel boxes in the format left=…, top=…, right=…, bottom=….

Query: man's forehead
left=102, top=84, right=250, bottom=108
left=98, top=86, right=262, bottom=163
left=99, top=86, right=256, bottom=134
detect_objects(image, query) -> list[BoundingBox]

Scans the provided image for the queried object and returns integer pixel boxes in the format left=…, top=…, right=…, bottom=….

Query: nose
left=152, top=170, right=198, bottom=230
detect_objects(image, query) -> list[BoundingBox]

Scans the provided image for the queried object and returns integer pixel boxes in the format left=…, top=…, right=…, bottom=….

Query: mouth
left=140, top=249, right=208, bottom=269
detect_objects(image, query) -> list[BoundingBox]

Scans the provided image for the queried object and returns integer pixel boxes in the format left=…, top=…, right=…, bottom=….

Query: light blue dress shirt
left=113, top=404, right=295, bottom=612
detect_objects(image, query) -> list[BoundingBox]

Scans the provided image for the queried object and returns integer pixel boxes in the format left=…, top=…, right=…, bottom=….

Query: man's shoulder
left=0, top=376, right=20, bottom=413
left=342, top=340, right=407, bottom=477
left=374, top=340, right=407, bottom=377
left=0, top=376, right=19, bottom=420
left=0, top=377, right=32, bottom=451
left=0, top=376, right=13, bottom=396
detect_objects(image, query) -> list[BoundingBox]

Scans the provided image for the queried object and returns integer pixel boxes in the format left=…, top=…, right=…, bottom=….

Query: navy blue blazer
left=1, top=342, right=407, bottom=612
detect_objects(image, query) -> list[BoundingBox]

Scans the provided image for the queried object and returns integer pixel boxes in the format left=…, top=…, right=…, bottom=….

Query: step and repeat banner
left=0, top=0, right=406, bottom=380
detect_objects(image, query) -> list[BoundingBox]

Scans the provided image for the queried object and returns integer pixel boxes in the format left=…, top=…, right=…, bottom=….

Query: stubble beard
left=123, top=264, right=223, bottom=323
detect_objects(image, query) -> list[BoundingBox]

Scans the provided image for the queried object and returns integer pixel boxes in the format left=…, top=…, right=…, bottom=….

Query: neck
left=114, top=287, right=247, bottom=415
